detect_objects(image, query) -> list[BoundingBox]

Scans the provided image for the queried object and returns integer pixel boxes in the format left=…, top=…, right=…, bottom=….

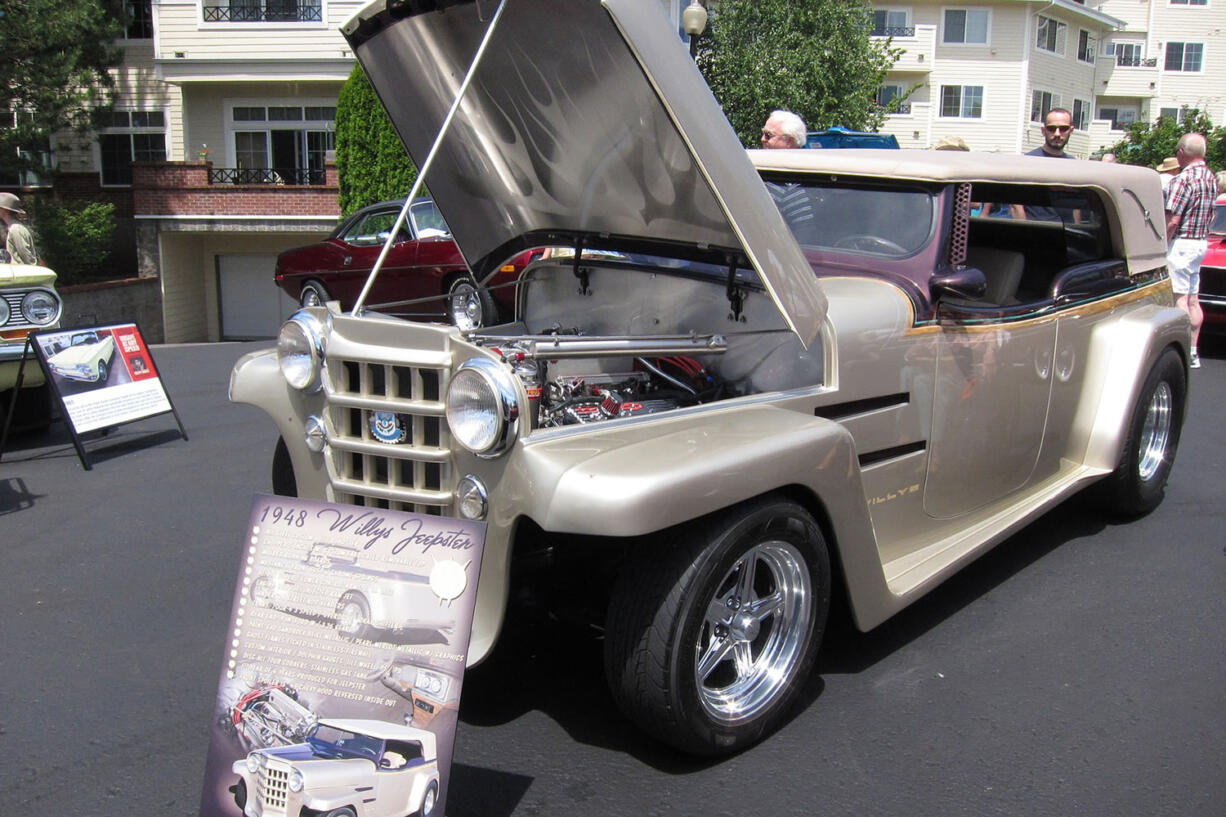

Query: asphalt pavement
left=2, top=339, right=1224, bottom=816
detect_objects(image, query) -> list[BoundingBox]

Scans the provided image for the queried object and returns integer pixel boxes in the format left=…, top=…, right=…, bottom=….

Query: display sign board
left=199, top=495, right=486, bottom=817
left=27, top=323, right=186, bottom=469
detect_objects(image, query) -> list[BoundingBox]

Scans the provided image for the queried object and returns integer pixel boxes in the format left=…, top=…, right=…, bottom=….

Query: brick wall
left=132, top=161, right=340, bottom=217
left=59, top=277, right=165, bottom=342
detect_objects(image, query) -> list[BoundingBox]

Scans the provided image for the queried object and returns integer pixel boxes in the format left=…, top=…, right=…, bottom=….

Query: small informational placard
left=32, top=323, right=173, bottom=434
left=199, top=495, right=486, bottom=817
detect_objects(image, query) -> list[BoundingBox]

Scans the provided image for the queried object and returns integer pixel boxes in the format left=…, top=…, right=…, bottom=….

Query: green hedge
left=335, top=64, right=419, bottom=216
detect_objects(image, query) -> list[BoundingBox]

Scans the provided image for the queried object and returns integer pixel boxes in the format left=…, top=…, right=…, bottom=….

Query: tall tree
left=0, top=0, right=123, bottom=175
left=696, top=0, right=901, bottom=146
left=334, top=64, right=418, bottom=216
left=1105, top=109, right=1224, bottom=171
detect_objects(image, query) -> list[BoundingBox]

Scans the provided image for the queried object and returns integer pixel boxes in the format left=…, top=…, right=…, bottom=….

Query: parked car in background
left=274, top=197, right=535, bottom=329
left=806, top=126, right=900, bottom=149
left=1199, top=194, right=1226, bottom=330
left=0, top=262, right=62, bottom=429
left=46, top=329, right=115, bottom=385
left=233, top=0, right=1189, bottom=756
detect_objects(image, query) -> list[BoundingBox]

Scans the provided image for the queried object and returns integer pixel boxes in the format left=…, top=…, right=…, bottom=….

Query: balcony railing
left=872, top=25, right=916, bottom=37
left=202, top=2, right=322, bottom=23
left=1115, top=56, right=1158, bottom=68
left=209, top=167, right=326, bottom=185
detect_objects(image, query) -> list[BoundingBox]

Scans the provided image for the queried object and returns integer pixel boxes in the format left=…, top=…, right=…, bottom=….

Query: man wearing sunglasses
left=1029, top=109, right=1075, bottom=158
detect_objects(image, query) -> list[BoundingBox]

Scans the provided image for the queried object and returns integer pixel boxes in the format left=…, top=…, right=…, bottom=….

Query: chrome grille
left=258, top=763, right=290, bottom=813
left=323, top=355, right=453, bottom=514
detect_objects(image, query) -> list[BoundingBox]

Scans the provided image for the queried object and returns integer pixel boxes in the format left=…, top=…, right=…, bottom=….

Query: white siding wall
left=1148, top=2, right=1226, bottom=123
left=155, top=0, right=364, bottom=60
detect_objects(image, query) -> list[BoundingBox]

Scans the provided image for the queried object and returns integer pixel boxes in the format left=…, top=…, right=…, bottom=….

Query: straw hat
left=932, top=135, right=970, bottom=151
left=0, top=192, right=25, bottom=215
left=1156, top=156, right=1179, bottom=173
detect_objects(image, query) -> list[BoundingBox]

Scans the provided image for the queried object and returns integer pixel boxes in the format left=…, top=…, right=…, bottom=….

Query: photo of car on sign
left=231, top=0, right=1190, bottom=755
left=46, top=329, right=116, bottom=386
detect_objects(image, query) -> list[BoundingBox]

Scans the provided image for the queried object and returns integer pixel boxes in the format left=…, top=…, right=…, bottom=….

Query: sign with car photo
left=198, top=495, right=486, bottom=817
left=31, top=322, right=172, bottom=434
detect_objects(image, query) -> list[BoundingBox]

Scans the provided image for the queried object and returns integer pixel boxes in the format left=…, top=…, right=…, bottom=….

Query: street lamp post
left=682, top=0, right=707, bottom=58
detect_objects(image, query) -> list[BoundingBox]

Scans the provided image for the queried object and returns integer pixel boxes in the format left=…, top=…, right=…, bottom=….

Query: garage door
left=218, top=255, right=298, bottom=340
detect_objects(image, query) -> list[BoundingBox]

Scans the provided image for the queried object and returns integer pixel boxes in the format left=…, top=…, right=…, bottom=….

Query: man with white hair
left=1165, top=132, right=1216, bottom=368
left=760, top=110, right=807, bottom=149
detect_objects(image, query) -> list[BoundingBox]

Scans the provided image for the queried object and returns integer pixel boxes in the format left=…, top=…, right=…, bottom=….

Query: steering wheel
left=832, top=234, right=908, bottom=254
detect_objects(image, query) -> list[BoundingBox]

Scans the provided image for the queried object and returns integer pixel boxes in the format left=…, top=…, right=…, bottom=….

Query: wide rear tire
left=604, top=497, right=830, bottom=755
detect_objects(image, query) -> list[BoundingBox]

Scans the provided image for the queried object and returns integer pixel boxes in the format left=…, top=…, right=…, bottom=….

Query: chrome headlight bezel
left=0, top=296, right=10, bottom=327
left=277, top=311, right=327, bottom=393
left=445, top=357, right=519, bottom=457
left=288, top=768, right=304, bottom=793
left=21, top=289, right=61, bottom=326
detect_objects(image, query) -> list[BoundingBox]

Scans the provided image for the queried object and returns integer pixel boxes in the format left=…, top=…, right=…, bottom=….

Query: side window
left=964, top=184, right=1115, bottom=305
left=344, top=211, right=409, bottom=245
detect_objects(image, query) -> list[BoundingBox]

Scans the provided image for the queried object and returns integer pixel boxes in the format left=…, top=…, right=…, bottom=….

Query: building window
left=202, top=0, right=324, bottom=23
left=1030, top=90, right=1060, bottom=122
left=224, top=103, right=335, bottom=185
left=1108, top=41, right=1145, bottom=66
left=1164, top=42, right=1204, bottom=71
left=942, top=9, right=989, bottom=45
left=1077, top=30, right=1096, bottom=63
left=872, top=8, right=913, bottom=37
left=0, top=109, right=53, bottom=187
left=940, top=85, right=983, bottom=118
left=876, top=83, right=911, bottom=114
left=1072, top=99, right=1089, bottom=130
left=123, top=0, right=154, bottom=39
left=1169, top=0, right=1207, bottom=5
left=1098, top=106, right=1137, bottom=130
left=98, top=110, right=167, bottom=186
left=1035, top=15, right=1066, bottom=54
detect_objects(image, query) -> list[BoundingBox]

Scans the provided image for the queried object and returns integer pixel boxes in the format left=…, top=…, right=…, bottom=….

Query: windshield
left=1211, top=202, right=1226, bottom=235
left=410, top=200, right=450, bottom=238
left=307, top=725, right=382, bottom=761
left=765, top=180, right=937, bottom=258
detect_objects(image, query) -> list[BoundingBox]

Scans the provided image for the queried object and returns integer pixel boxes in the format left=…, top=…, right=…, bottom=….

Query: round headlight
left=288, top=769, right=304, bottom=793
left=445, top=358, right=519, bottom=457
left=246, top=753, right=262, bottom=774
left=277, top=312, right=326, bottom=392
left=22, top=290, right=61, bottom=325
left=0, top=297, right=10, bottom=326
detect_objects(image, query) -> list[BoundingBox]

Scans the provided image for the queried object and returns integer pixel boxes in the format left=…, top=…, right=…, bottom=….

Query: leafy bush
left=26, top=197, right=116, bottom=285
left=1105, top=108, right=1225, bottom=171
left=335, top=64, right=419, bottom=216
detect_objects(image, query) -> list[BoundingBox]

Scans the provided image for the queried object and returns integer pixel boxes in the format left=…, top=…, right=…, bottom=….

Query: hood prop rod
left=351, top=0, right=510, bottom=316
left=725, top=254, right=745, bottom=322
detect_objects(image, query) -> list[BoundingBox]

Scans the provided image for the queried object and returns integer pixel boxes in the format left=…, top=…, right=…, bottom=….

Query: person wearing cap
left=0, top=192, right=38, bottom=265
left=1156, top=156, right=1180, bottom=195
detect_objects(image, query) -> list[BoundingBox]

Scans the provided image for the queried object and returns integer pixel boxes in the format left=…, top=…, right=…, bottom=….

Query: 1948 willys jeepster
left=230, top=0, right=1188, bottom=754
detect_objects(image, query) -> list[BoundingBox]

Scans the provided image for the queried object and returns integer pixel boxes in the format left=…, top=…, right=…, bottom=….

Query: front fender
left=229, top=347, right=330, bottom=498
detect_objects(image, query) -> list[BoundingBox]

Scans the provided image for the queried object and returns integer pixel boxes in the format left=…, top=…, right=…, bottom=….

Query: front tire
left=272, top=437, right=297, bottom=497
left=604, top=497, right=831, bottom=755
left=95, top=359, right=109, bottom=386
left=299, top=280, right=330, bottom=308
left=336, top=591, right=372, bottom=640
left=418, top=780, right=439, bottom=817
left=1095, top=347, right=1186, bottom=516
left=446, top=277, right=498, bottom=331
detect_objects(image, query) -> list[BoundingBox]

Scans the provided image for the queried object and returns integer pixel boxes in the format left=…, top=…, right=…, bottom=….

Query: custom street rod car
left=231, top=0, right=1189, bottom=754
left=231, top=718, right=439, bottom=817
left=275, top=197, right=538, bottom=330
left=46, top=329, right=115, bottom=385
left=250, top=543, right=454, bottom=643
left=0, top=262, right=62, bottom=427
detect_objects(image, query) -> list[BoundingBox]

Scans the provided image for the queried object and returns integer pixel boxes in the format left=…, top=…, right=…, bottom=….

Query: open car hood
left=342, top=0, right=825, bottom=346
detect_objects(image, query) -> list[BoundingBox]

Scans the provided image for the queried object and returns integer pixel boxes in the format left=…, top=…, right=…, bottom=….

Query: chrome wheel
left=1137, top=381, right=1172, bottom=482
left=300, top=283, right=327, bottom=308
left=695, top=541, right=812, bottom=725
left=335, top=592, right=370, bottom=639
left=447, top=280, right=483, bottom=331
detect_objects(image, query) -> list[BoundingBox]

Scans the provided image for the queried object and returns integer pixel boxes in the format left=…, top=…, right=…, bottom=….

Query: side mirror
left=930, top=266, right=987, bottom=301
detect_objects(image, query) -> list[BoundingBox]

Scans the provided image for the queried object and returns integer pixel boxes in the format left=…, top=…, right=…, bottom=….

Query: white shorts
left=1167, top=237, right=1207, bottom=295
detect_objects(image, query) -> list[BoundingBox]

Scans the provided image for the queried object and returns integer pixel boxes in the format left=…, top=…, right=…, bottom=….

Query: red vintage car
left=274, top=198, right=531, bottom=329
left=1200, top=194, right=1226, bottom=329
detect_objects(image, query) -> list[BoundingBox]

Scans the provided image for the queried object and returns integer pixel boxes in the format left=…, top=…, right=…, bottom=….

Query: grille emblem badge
left=370, top=410, right=408, bottom=444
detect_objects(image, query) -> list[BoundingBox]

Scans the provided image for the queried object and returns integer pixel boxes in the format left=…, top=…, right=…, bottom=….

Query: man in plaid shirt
left=1165, top=132, right=1217, bottom=368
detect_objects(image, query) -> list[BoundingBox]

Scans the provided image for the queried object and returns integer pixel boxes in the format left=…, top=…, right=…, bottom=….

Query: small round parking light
left=304, top=414, right=326, bottom=453
left=456, top=474, right=488, bottom=520
left=277, top=312, right=326, bottom=392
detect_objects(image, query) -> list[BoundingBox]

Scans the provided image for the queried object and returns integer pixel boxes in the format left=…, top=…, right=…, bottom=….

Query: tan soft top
left=750, top=149, right=1169, bottom=273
